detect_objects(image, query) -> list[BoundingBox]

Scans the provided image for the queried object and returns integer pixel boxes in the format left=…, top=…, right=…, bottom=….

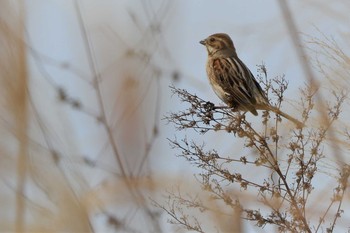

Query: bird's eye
left=209, top=38, right=216, bottom=43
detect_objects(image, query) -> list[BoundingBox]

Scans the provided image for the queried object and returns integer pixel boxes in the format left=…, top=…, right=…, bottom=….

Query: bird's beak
left=199, top=40, right=206, bottom=45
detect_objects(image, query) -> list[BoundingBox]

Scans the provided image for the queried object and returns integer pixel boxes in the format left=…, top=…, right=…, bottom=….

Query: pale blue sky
left=24, top=1, right=350, bottom=232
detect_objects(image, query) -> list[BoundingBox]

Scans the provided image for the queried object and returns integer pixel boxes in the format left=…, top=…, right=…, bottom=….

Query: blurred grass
left=0, top=1, right=350, bottom=232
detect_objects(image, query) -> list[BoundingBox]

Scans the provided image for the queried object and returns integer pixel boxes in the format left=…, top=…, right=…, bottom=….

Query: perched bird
left=200, top=33, right=303, bottom=127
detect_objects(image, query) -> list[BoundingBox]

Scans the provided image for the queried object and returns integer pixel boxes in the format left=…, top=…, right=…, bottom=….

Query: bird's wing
left=213, top=57, right=257, bottom=107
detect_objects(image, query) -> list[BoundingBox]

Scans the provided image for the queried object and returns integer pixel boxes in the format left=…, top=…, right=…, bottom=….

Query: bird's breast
left=206, top=58, right=228, bottom=102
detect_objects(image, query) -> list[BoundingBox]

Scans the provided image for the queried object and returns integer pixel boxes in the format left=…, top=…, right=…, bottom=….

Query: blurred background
left=1, top=0, right=350, bottom=232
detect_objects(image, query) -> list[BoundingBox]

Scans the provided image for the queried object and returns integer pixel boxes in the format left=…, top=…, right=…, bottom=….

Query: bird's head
left=200, top=33, right=236, bottom=57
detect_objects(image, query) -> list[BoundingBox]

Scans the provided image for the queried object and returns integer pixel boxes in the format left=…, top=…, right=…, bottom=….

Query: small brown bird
left=200, top=33, right=303, bottom=127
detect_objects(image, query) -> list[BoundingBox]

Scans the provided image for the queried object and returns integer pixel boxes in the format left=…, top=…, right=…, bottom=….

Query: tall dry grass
left=0, top=1, right=28, bottom=232
left=0, top=1, right=172, bottom=232
left=1, top=1, right=350, bottom=233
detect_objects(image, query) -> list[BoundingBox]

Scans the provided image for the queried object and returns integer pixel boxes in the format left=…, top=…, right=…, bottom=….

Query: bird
left=200, top=33, right=303, bottom=127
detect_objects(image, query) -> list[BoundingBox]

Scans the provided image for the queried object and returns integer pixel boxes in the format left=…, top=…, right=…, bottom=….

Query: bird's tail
left=267, top=105, right=304, bottom=128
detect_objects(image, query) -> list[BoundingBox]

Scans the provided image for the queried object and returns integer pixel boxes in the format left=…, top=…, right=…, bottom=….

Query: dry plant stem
left=315, top=198, right=335, bottom=233
left=248, top=135, right=310, bottom=231
left=244, top=121, right=311, bottom=232
left=159, top=206, right=205, bottom=233
left=74, top=0, right=126, bottom=178
left=170, top=138, right=283, bottom=195
left=135, top=76, right=161, bottom=177
left=9, top=2, right=29, bottom=232
left=28, top=95, right=95, bottom=232
left=278, top=0, right=343, bottom=164
left=74, top=0, right=133, bottom=194
left=330, top=166, right=349, bottom=231
left=260, top=195, right=293, bottom=231
left=75, top=3, right=163, bottom=232
left=315, top=166, right=349, bottom=233
left=278, top=13, right=346, bottom=230
left=15, top=89, right=28, bottom=233
left=278, top=0, right=318, bottom=90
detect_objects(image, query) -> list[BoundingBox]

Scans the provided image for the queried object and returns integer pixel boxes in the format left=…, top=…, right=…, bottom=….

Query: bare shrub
left=160, top=62, right=350, bottom=232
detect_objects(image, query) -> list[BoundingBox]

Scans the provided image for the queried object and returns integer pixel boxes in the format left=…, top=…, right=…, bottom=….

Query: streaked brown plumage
left=200, top=33, right=303, bottom=127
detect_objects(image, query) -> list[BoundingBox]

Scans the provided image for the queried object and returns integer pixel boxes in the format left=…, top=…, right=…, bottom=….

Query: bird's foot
left=203, top=101, right=216, bottom=111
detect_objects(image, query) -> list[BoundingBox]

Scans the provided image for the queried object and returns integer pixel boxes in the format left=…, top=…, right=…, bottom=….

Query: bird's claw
left=203, top=101, right=215, bottom=111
